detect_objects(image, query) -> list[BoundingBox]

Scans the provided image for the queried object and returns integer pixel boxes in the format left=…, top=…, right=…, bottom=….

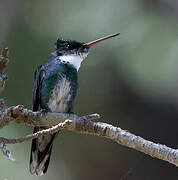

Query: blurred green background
left=1, top=0, right=178, bottom=179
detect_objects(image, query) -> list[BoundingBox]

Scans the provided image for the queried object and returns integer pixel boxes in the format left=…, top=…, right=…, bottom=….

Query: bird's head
left=55, top=33, right=120, bottom=70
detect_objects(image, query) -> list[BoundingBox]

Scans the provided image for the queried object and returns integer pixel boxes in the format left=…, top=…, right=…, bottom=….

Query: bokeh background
left=1, top=0, right=178, bottom=179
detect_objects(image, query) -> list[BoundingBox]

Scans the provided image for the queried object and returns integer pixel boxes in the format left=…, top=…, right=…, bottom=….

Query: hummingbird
left=29, top=32, right=120, bottom=175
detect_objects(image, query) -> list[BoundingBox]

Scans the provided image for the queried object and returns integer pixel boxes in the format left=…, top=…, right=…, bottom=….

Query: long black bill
left=83, top=32, right=120, bottom=48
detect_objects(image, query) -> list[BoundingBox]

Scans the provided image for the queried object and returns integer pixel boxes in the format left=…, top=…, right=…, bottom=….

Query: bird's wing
left=30, top=64, right=56, bottom=176
left=32, top=65, right=45, bottom=111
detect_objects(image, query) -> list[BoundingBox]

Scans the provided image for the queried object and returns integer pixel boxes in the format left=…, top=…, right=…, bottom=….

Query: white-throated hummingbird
left=29, top=32, right=120, bottom=175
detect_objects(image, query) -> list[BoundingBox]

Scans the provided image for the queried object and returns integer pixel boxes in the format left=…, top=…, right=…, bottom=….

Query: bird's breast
left=47, top=77, right=72, bottom=112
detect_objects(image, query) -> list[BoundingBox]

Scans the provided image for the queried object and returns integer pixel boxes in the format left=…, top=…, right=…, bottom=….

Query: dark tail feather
left=29, top=127, right=56, bottom=176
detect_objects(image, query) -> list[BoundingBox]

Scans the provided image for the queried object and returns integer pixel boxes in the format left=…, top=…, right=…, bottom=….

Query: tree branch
left=0, top=48, right=8, bottom=92
left=0, top=110, right=100, bottom=144
left=0, top=105, right=178, bottom=167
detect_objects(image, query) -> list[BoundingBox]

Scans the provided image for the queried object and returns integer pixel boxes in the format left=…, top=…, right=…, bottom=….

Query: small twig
left=0, top=142, right=15, bottom=161
left=0, top=120, right=72, bottom=144
left=0, top=48, right=9, bottom=92
left=0, top=47, right=9, bottom=73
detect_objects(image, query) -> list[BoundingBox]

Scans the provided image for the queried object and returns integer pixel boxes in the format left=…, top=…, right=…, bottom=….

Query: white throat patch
left=60, top=53, right=88, bottom=71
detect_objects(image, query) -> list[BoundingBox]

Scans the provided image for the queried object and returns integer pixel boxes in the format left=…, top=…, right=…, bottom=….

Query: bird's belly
left=47, top=78, right=72, bottom=112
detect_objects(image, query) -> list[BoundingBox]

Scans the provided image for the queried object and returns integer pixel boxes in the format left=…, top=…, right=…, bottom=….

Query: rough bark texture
left=0, top=106, right=178, bottom=167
